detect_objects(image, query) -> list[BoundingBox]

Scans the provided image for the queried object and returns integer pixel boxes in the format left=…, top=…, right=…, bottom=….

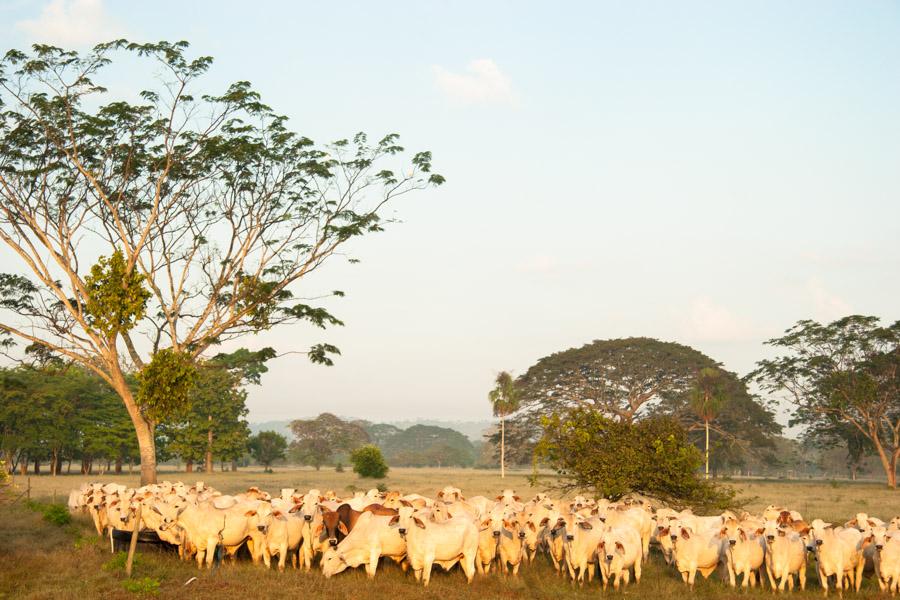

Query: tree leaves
left=83, top=250, right=151, bottom=339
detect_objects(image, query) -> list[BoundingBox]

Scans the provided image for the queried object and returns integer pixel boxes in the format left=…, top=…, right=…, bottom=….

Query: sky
left=1, top=0, right=898, bottom=424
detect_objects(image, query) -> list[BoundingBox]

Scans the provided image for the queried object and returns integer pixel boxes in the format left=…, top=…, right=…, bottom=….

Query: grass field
left=2, top=468, right=897, bottom=599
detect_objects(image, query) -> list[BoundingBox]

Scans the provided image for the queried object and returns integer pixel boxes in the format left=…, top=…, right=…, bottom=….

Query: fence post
left=125, top=503, right=142, bottom=577
left=26, top=477, right=30, bottom=501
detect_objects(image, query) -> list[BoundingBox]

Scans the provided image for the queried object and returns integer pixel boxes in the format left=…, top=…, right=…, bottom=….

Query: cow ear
left=540, top=517, right=550, bottom=526
left=616, top=541, right=625, bottom=552
left=579, top=522, right=592, bottom=530
left=388, top=515, right=399, bottom=526
left=739, top=529, right=747, bottom=541
left=272, top=510, right=282, bottom=518
left=528, top=522, right=536, bottom=532
left=495, top=495, right=503, bottom=501
left=176, top=505, right=187, bottom=517
left=314, top=524, right=323, bottom=537
left=481, top=519, right=492, bottom=529
left=459, top=495, right=466, bottom=501
left=338, top=522, right=349, bottom=535
left=289, top=504, right=302, bottom=513
left=719, top=527, right=727, bottom=536
left=245, top=510, right=257, bottom=517
left=756, top=527, right=764, bottom=536
left=799, top=526, right=810, bottom=535
left=681, top=528, right=690, bottom=540
left=591, top=508, right=599, bottom=515
left=413, top=517, right=426, bottom=530
left=152, top=505, right=163, bottom=515
left=513, top=495, right=520, bottom=502
left=436, top=491, right=444, bottom=498
left=399, top=499, right=412, bottom=508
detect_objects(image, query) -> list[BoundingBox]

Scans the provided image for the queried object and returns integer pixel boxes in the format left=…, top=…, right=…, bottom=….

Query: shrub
left=24, top=501, right=72, bottom=526
left=103, top=552, right=133, bottom=572
left=335, top=462, right=344, bottom=473
left=122, top=577, right=160, bottom=595
left=536, top=409, right=736, bottom=511
left=350, top=445, right=389, bottom=479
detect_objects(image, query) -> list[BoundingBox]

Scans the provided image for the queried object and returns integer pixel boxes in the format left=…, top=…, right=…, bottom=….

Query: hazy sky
left=2, top=0, right=898, bottom=424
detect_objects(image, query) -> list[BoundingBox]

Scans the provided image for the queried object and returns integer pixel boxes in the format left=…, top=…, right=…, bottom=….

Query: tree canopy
left=289, top=413, right=370, bottom=469
left=0, top=40, right=443, bottom=484
left=505, top=337, right=780, bottom=472
left=249, top=430, right=287, bottom=472
left=750, top=315, right=899, bottom=488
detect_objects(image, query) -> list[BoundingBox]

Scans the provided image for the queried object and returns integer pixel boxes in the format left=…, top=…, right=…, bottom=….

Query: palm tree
left=488, top=371, right=520, bottom=479
left=689, top=367, right=727, bottom=479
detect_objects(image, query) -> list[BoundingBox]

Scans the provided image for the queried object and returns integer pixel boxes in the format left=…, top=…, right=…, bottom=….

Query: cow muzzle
left=766, top=535, right=775, bottom=542
left=729, top=539, right=736, bottom=546
left=329, top=538, right=338, bottom=547
left=398, top=528, right=407, bottom=536
left=257, top=525, right=267, bottom=533
left=518, top=532, right=526, bottom=539
left=566, top=535, right=574, bottom=542
left=492, top=530, right=500, bottom=538
left=304, top=515, right=312, bottom=522
left=876, top=544, right=884, bottom=551
left=606, top=554, right=614, bottom=561
left=670, top=535, right=678, bottom=541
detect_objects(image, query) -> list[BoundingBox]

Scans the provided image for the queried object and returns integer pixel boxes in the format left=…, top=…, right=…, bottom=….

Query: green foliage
left=249, top=430, right=287, bottom=471
left=102, top=552, right=133, bottom=572
left=335, top=462, right=344, bottom=473
left=350, top=444, right=389, bottom=479
left=750, top=315, right=900, bottom=486
left=289, top=413, right=369, bottom=469
left=536, top=408, right=736, bottom=511
left=26, top=500, right=72, bottom=525
left=83, top=250, right=152, bottom=338
left=136, top=349, right=197, bottom=422
left=509, top=337, right=781, bottom=473
left=489, top=371, right=520, bottom=418
left=122, top=577, right=159, bottom=595
left=378, top=424, right=475, bottom=467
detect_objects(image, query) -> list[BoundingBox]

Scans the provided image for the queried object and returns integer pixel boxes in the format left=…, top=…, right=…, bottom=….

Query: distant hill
left=249, top=418, right=493, bottom=443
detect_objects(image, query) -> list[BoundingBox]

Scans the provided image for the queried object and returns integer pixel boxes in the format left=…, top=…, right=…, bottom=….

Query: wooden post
left=26, top=477, right=30, bottom=500
left=125, top=503, right=142, bottom=577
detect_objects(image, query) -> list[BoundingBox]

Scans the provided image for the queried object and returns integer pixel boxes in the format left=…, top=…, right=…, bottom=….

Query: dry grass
left=2, top=468, right=897, bottom=599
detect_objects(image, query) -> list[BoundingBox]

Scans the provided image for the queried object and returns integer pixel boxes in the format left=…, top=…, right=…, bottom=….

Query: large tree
left=508, top=337, right=780, bottom=467
left=289, top=413, right=369, bottom=470
left=249, top=430, right=287, bottom=472
left=750, top=315, right=899, bottom=488
left=0, top=41, right=443, bottom=484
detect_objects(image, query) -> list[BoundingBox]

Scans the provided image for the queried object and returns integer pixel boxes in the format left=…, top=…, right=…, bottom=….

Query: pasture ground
left=1, top=468, right=897, bottom=599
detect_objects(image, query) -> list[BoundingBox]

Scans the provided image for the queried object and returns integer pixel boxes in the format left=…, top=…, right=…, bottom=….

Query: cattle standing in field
left=396, top=506, right=478, bottom=587
left=597, top=526, right=642, bottom=590
left=762, top=520, right=807, bottom=592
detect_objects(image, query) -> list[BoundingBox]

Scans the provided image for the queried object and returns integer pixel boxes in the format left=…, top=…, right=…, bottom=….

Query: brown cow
left=318, top=503, right=398, bottom=547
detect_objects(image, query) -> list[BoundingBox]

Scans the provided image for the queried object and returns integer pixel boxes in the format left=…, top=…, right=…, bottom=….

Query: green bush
left=24, top=501, right=72, bottom=526
left=335, top=462, right=344, bottom=473
left=122, top=577, right=159, bottom=595
left=103, top=552, right=132, bottom=572
left=536, top=409, right=736, bottom=511
left=350, top=445, right=389, bottom=479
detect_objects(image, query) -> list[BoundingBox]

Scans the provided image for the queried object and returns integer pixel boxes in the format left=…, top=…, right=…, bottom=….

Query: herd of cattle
left=68, top=481, right=900, bottom=593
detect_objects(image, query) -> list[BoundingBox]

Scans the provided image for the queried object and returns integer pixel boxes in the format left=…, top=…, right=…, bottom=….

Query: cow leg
left=365, top=548, right=379, bottom=579
left=688, top=564, right=697, bottom=590
left=462, top=551, right=476, bottom=584
left=799, top=562, right=806, bottom=591
left=634, top=558, right=641, bottom=584
left=278, top=543, right=288, bottom=572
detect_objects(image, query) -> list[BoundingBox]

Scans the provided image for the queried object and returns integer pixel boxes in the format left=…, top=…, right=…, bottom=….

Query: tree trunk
left=500, top=416, right=505, bottom=479
left=33, top=458, right=40, bottom=475
left=115, top=455, right=122, bottom=474
left=205, top=415, right=214, bottom=474
left=704, top=419, right=710, bottom=480
left=231, top=459, right=237, bottom=472
left=20, top=460, right=27, bottom=476
left=869, top=426, right=898, bottom=489
left=50, top=449, right=58, bottom=477
left=185, top=460, right=193, bottom=473
left=66, top=459, right=71, bottom=474
left=112, top=366, right=158, bottom=485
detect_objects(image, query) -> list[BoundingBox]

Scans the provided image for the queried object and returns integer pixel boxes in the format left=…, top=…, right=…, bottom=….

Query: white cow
left=762, top=521, right=807, bottom=592
left=597, top=526, right=642, bottom=590
left=807, top=522, right=867, bottom=595
left=721, top=523, right=765, bottom=588
left=670, top=524, right=725, bottom=590
left=320, top=512, right=407, bottom=578
left=397, top=507, right=478, bottom=587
